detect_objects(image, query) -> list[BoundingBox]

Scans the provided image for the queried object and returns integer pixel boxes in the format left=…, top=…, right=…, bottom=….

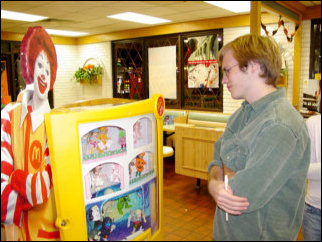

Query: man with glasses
left=208, top=34, right=310, bottom=240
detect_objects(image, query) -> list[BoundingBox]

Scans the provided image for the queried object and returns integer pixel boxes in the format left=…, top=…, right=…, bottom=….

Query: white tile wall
left=78, top=42, right=113, bottom=100
left=222, top=27, right=250, bottom=113
left=300, top=20, right=311, bottom=110
left=53, top=42, right=112, bottom=108
left=53, top=21, right=311, bottom=111
left=54, top=45, right=82, bottom=108
left=222, top=22, right=298, bottom=114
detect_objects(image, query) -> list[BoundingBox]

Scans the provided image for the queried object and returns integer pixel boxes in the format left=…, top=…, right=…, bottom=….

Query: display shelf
left=45, top=95, right=165, bottom=241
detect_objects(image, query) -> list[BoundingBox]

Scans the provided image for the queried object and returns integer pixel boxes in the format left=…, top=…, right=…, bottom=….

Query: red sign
left=187, top=59, right=217, bottom=65
left=157, top=97, right=164, bottom=116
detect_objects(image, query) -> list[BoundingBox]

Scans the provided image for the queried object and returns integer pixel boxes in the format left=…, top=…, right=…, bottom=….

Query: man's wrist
left=208, top=165, right=224, bottom=182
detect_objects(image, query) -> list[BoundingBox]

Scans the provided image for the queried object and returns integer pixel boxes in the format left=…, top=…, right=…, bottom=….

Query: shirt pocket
left=220, top=130, right=248, bottom=171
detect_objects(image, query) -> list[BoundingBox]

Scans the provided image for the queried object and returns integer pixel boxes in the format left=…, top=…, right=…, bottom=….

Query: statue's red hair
left=20, top=26, right=57, bottom=90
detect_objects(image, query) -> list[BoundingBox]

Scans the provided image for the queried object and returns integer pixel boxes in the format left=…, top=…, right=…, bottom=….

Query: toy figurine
left=1, top=26, right=59, bottom=240
left=133, top=121, right=143, bottom=145
left=117, top=195, right=132, bottom=215
left=88, top=205, right=102, bottom=228
left=88, top=204, right=116, bottom=241
left=100, top=216, right=116, bottom=241
left=88, top=228, right=101, bottom=241
left=88, top=131, right=99, bottom=154
left=128, top=161, right=136, bottom=180
left=91, top=165, right=105, bottom=193
left=118, top=130, right=126, bottom=150
left=135, top=153, right=146, bottom=177
left=97, top=127, right=109, bottom=153
left=110, top=164, right=121, bottom=184
left=127, top=209, right=146, bottom=234
left=102, top=200, right=115, bottom=217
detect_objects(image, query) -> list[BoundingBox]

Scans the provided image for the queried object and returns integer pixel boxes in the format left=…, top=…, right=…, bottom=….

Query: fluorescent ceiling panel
left=204, top=1, right=250, bottom=13
left=1, top=10, right=48, bottom=22
left=107, top=12, right=171, bottom=24
left=45, top=29, right=88, bottom=37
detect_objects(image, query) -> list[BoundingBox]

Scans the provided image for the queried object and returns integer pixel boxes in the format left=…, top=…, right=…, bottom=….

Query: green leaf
left=73, top=64, right=103, bottom=84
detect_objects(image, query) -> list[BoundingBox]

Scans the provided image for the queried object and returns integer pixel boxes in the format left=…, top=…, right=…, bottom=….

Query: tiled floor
left=162, top=156, right=303, bottom=241
left=163, top=156, right=215, bottom=241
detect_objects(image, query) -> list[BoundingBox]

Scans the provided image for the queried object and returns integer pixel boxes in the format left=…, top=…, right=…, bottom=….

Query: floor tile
left=162, top=156, right=304, bottom=241
left=163, top=157, right=213, bottom=241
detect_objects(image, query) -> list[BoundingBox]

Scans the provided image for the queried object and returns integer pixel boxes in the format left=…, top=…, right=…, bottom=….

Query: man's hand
left=208, top=166, right=249, bottom=215
left=208, top=179, right=249, bottom=215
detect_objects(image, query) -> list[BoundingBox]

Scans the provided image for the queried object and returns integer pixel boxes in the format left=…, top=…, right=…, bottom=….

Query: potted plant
left=277, top=67, right=288, bottom=87
left=74, top=64, right=103, bottom=84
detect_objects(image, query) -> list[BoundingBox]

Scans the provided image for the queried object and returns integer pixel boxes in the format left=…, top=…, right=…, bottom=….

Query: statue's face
left=34, top=50, right=51, bottom=99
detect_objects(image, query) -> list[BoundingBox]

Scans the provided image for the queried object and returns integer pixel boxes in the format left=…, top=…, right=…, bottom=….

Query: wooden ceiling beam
left=303, top=5, right=321, bottom=20
left=276, top=1, right=306, bottom=14
left=262, top=1, right=301, bottom=24
left=277, top=1, right=321, bottom=20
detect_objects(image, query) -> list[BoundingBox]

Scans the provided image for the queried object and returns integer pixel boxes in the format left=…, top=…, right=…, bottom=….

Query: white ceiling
left=1, top=1, right=321, bottom=37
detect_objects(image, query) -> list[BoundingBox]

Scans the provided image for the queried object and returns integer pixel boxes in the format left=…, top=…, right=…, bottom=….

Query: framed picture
left=185, top=35, right=220, bottom=89
left=182, top=30, right=224, bottom=111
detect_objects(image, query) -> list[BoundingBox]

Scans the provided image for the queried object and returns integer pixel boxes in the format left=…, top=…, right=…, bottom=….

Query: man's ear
left=248, top=61, right=261, bottom=75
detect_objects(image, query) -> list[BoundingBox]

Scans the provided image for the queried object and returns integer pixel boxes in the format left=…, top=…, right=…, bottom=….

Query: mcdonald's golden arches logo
left=29, top=140, right=42, bottom=170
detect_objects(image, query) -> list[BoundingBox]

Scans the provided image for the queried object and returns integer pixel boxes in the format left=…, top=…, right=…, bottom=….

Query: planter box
left=80, top=76, right=102, bottom=85
left=277, top=75, right=288, bottom=87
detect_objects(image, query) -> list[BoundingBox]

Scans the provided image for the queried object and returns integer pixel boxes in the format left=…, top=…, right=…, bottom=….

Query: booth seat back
left=187, top=111, right=230, bottom=129
left=188, top=111, right=230, bottom=123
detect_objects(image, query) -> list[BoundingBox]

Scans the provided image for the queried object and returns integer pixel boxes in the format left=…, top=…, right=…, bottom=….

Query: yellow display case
left=44, top=94, right=165, bottom=241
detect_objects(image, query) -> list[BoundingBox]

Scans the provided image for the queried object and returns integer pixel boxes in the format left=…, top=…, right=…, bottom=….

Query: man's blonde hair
left=218, top=34, right=282, bottom=86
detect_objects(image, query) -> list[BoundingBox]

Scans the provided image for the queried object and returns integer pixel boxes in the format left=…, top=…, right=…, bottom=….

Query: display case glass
left=45, top=95, right=164, bottom=241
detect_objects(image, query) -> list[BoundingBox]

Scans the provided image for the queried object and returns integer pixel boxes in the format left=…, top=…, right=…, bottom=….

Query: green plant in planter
left=74, top=64, right=103, bottom=84
left=280, top=67, right=288, bottom=78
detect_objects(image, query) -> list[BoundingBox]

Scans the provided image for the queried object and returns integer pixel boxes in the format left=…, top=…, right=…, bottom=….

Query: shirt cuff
left=208, top=160, right=222, bottom=173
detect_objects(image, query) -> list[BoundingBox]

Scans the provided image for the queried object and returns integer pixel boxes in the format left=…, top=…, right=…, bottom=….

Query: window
left=182, top=30, right=223, bottom=111
left=310, top=19, right=321, bottom=80
left=112, top=40, right=145, bottom=100
left=112, top=29, right=223, bottom=111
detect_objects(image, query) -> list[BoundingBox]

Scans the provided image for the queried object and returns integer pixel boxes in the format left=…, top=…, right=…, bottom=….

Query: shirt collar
left=242, top=88, right=285, bottom=113
left=20, top=85, right=51, bottom=132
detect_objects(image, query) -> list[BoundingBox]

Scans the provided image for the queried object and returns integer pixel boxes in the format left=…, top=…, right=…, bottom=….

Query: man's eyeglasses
left=222, top=64, right=239, bottom=77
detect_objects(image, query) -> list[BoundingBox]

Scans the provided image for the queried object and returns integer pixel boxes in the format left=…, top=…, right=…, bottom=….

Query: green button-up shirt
left=208, top=88, right=310, bottom=241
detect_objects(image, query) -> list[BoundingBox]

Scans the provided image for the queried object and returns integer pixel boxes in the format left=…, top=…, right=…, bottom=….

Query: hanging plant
left=277, top=65, right=288, bottom=87
left=74, top=64, right=103, bottom=84
left=280, top=67, right=288, bottom=78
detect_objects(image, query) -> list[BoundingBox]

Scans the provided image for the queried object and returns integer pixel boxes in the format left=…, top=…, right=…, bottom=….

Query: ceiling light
left=1, top=10, right=48, bottom=22
left=107, top=12, right=171, bottom=25
left=204, top=1, right=250, bottom=13
left=45, top=29, right=88, bottom=37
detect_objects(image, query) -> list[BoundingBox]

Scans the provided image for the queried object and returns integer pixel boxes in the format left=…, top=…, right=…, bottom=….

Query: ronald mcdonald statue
left=1, top=26, right=60, bottom=240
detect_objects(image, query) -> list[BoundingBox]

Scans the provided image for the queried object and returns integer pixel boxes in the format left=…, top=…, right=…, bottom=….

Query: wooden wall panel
left=175, top=125, right=224, bottom=180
